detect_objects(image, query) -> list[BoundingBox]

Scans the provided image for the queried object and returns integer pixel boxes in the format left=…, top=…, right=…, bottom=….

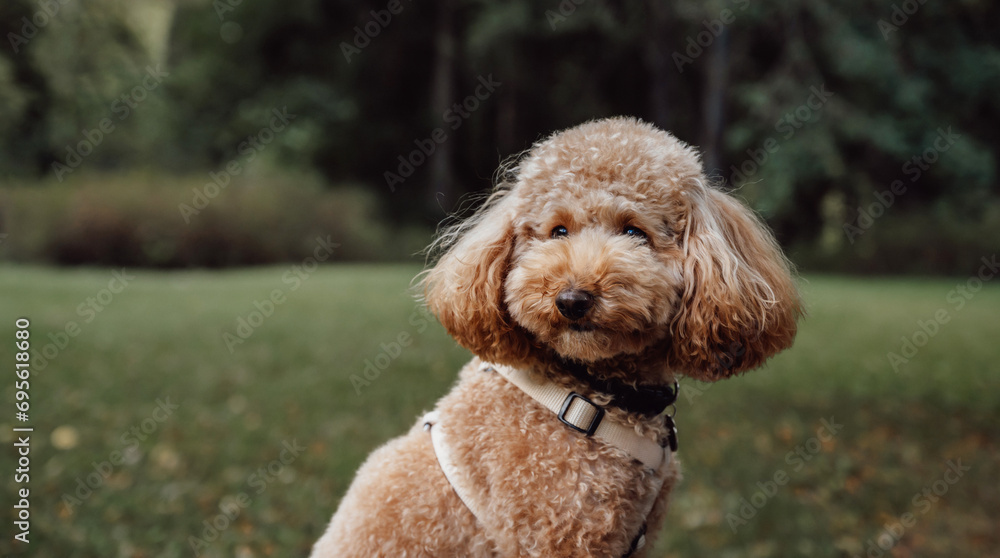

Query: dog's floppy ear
left=669, top=182, right=802, bottom=381
left=420, top=190, right=534, bottom=364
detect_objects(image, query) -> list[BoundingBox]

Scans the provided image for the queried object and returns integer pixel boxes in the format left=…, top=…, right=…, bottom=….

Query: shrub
left=0, top=171, right=416, bottom=267
left=790, top=201, right=1000, bottom=276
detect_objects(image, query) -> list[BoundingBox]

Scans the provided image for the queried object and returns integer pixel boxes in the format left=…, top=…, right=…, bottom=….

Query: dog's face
left=503, top=161, right=690, bottom=363
left=424, top=118, right=800, bottom=382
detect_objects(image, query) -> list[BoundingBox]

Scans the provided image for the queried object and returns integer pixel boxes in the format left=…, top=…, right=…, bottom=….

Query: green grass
left=0, top=265, right=997, bottom=557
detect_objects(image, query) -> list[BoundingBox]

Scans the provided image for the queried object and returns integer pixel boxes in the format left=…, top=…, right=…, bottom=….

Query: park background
left=0, top=0, right=997, bottom=556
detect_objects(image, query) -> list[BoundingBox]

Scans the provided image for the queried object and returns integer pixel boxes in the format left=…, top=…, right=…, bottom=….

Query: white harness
left=424, top=363, right=675, bottom=555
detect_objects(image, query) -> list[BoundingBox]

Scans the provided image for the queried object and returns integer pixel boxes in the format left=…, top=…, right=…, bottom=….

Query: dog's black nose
left=556, top=289, right=595, bottom=321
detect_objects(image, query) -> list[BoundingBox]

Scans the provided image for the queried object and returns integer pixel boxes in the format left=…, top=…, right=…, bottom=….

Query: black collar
left=562, top=360, right=678, bottom=418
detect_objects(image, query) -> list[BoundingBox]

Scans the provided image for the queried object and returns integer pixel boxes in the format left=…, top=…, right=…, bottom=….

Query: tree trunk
left=700, top=26, right=729, bottom=176
left=428, top=0, right=456, bottom=214
left=644, top=0, right=672, bottom=128
left=496, top=81, right=517, bottom=157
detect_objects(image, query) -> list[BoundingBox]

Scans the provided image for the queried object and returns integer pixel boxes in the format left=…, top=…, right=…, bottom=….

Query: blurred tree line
left=1, top=0, right=998, bottom=272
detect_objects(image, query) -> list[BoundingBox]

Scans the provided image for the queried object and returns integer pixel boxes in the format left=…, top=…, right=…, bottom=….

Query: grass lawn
left=0, top=264, right=997, bottom=557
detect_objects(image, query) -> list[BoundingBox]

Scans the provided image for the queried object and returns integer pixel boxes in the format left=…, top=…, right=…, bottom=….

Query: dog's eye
left=550, top=226, right=568, bottom=238
left=623, top=226, right=647, bottom=241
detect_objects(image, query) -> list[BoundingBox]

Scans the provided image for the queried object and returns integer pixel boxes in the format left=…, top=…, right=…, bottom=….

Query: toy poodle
left=311, top=117, right=801, bottom=557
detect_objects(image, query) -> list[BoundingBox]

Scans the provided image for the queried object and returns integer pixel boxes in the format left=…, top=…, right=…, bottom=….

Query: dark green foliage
left=0, top=0, right=997, bottom=272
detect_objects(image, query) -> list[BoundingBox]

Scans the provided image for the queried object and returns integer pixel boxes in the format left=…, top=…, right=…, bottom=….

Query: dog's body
left=312, top=118, right=801, bottom=557
left=312, top=359, right=679, bottom=557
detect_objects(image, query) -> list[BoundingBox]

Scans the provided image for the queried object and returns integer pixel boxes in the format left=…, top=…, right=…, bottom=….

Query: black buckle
left=624, top=523, right=647, bottom=557
left=558, top=392, right=605, bottom=436
left=663, top=414, right=679, bottom=452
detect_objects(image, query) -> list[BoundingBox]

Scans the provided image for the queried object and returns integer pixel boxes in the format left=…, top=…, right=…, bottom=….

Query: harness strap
left=423, top=412, right=487, bottom=522
left=489, top=363, right=670, bottom=470
left=425, top=409, right=666, bottom=558
left=424, top=363, right=678, bottom=557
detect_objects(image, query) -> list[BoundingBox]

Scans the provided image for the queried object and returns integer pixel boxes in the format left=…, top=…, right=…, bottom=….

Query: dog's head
left=422, top=118, right=801, bottom=382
